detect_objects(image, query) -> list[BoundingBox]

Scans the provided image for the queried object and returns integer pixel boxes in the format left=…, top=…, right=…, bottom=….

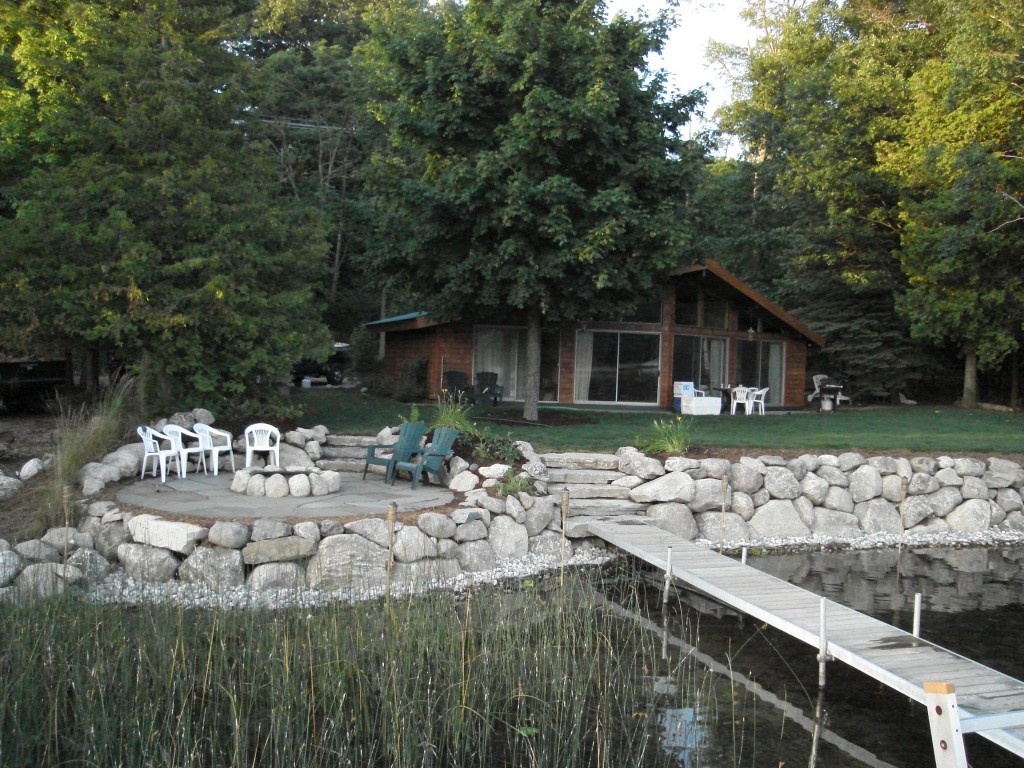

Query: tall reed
left=0, top=574, right=699, bottom=768
left=24, top=375, right=139, bottom=530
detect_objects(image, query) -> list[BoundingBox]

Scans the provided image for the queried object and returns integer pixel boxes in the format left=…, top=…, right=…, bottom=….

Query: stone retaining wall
left=3, top=408, right=1024, bottom=601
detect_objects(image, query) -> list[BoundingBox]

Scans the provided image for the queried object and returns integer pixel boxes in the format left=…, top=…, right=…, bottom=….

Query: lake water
left=613, top=546, right=1024, bottom=767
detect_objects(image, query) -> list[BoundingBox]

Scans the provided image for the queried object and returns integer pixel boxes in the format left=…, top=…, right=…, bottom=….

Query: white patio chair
left=746, top=387, right=769, bottom=415
left=162, top=424, right=208, bottom=477
left=138, top=426, right=180, bottom=483
left=194, top=423, right=236, bottom=476
left=244, top=423, right=281, bottom=468
left=730, top=387, right=751, bottom=415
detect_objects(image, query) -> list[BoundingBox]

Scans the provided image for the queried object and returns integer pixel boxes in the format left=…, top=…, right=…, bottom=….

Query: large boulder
left=457, top=540, right=497, bottom=572
left=15, top=563, right=83, bottom=599
left=729, top=463, right=763, bottom=495
left=694, top=511, right=749, bottom=543
left=179, top=547, right=245, bottom=587
left=248, top=562, right=307, bottom=590
left=645, top=503, right=698, bottom=540
left=748, top=500, right=811, bottom=539
left=848, top=465, right=883, bottom=503
left=689, top=478, right=731, bottom=513
left=393, top=526, right=438, bottom=563
left=117, top=543, right=181, bottom=582
left=128, top=514, right=207, bottom=555
left=808, top=509, right=863, bottom=539
left=417, top=512, right=457, bottom=540
left=616, top=447, right=665, bottom=480
left=488, top=516, right=529, bottom=559
left=307, top=534, right=389, bottom=590
left=853, top=499, right=901, bottom=534
left=208, top=521, right=251, bottom=549
left=242, top=536, right=318, bottom=565
left=945, top=499, right=993, bottom=533
left=763, top=468, right=801, bottom=500
left=629, top=472, right=695, bottom=504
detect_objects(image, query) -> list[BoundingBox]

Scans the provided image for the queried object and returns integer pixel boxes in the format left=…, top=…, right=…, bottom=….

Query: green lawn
left=294, top=388, right=1024, bottom=455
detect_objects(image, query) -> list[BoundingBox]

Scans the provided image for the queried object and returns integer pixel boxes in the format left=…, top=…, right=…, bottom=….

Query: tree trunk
left=1010, top=350, right=1020, bottom=409
left=962, top=345, right=978, bottom=408
left=522, top=307, right=542, bottom=422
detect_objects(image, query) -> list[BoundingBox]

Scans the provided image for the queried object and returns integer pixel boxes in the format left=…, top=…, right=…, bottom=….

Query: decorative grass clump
left=0, top=576, right=698, bottom=768
left=636, top=416, right=693, bottom=456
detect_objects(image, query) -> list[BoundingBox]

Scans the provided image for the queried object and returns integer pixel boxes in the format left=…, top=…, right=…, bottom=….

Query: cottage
left=367, top=260, right=824, bottom=410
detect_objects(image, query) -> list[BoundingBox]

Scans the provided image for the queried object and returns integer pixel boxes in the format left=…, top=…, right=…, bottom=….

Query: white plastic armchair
left=746, top=387, right=769, bottom=415
left=244, top=423, right=281, bottom=468
left=162, top=424, right=208, bottom=477
left=138, top=426, right=180, bottom=483
left=730, top=387, right=751, bottom=415
left=194, top=423, right=236, bottom=476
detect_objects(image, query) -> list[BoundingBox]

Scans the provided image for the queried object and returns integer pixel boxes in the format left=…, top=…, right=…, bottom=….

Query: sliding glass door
left=672, top=335, right=728, bottom=394
left=473, top=326, right=560, bottom=401
left=574, top=331, right=660, bottom=404
left=736, top=340, right=783, bottom=405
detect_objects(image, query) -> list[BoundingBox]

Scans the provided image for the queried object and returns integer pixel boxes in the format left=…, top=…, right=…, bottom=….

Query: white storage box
left=679, top=396, right=722, bottom=416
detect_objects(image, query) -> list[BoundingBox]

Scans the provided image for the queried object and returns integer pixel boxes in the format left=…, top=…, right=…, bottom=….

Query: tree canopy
left=706, top=0, right=1024, bottom=405
left=360, top=0, right=707, bottom=418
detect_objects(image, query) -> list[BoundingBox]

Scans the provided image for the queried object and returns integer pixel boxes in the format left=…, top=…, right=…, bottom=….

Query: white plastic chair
left=730, top=387, right=751, bottom=415
left=138, top=426, right=180, bottom=482
left=194, top=423, right=236, bottom=476
left=244, top=423, right=281, bottom=467
left=162, top=424, right=208, bottom=477
left=746, top=387, right=769, bottom=415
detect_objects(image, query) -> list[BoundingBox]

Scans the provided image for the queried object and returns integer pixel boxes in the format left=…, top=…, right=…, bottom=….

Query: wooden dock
left=588, top=518, right=1024, bottom=759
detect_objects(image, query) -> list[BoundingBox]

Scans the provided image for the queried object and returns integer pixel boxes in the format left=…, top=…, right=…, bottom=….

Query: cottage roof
left=674, top=260, right=825, bottom=347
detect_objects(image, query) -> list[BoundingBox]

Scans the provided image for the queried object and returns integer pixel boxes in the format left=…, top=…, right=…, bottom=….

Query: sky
left=605, top=0, right=757, bottom=141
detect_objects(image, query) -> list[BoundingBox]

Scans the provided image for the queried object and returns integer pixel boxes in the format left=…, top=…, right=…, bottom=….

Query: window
left=737, top=340, right=783, bottom=406
left=473, top=327, right=560, bottom=401
left=673, top=285, right=729, bottom=329
left=672, top=335, right=727, bottom=393
left=574, top=331, right=660, bottom=404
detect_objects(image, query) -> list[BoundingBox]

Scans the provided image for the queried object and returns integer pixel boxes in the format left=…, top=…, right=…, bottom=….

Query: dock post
left=663, top=547, right=673, bottom=606
left=923, top=681, right=969, bottom=768
left=913, top=593, right=922, bottom=637
left=741, top=546, right=748, bottom=565
left=817, top=597, right=829, bottom=688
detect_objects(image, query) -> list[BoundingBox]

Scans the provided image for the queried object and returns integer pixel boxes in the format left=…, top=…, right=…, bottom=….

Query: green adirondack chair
left=392, top=427, right=460, bottom=490
left=363, top=421, right=428, bottom=484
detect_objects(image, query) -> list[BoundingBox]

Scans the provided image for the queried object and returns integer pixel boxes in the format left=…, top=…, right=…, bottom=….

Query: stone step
left=564, top=514, right=649, bottom=538
left=321, top=445, right=370, bottom=460
left=317, top=458, right=379, bottom=474
left=546, top=468, right=626, bottom=485
left=565, top=498, right=648, bottom=516
left=541, top=452, right=620, bottom=470
left=547, top=483, right=633, bottom=500
left=325, top=435, right=378, bottom=447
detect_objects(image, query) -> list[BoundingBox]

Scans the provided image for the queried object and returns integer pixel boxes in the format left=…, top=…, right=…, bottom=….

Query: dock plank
left=589, top=518, right=1024, bottom=759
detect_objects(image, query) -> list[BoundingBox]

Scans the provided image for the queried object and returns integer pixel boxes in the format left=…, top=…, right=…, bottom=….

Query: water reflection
left=748, top=547, right=1024, bottom=617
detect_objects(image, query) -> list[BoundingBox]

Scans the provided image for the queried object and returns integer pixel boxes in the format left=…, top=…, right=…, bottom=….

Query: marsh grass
left=23, top=376, right=139, bottom=529
left=0, top=574, right=702, bottom=768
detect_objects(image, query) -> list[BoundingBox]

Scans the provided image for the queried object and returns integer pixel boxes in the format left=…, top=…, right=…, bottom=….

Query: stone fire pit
left=230, top=466, right=344, bottom=498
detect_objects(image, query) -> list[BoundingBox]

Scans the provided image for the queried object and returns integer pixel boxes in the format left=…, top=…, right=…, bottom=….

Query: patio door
left=672, top=335, right=728, bottom=394
left=473, top=326, right=560, bottom=401
left=574, top=331, right=660, bottom=404
left=737, top=340, right=783, bottom=406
